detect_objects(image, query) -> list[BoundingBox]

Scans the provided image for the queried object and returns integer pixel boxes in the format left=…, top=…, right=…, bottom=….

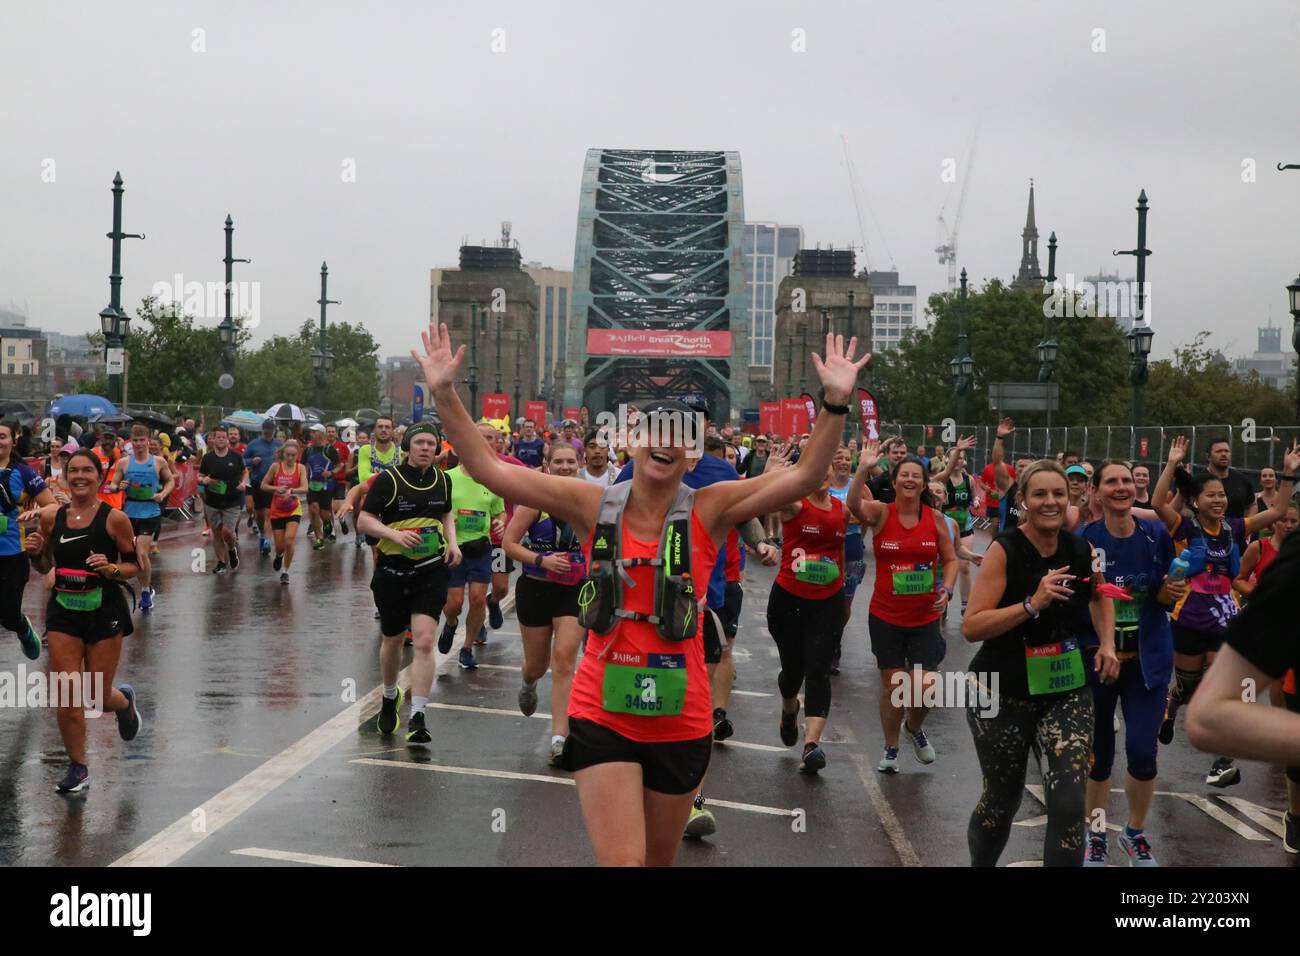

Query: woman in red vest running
left=414, top=323, right=869, bottom=866
left=849, top=440, right=958, bottom=774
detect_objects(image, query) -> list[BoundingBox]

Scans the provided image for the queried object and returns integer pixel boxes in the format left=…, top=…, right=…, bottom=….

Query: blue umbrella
left=50, top=395, right=119, bottom=418
left=220, top=409, right=269, bottom=430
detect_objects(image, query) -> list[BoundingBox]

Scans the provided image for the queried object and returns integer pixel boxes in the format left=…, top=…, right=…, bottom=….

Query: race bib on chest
left=400, top=526, right=443, bottom=560
left=308, top=480, right=325, bottom=492
left=601, top=654, right=688, bottom=716
left=55, top=569, right=103, bottom=612
left=207, top=479, right=228, bottom=495
left=795, top=555, right=840, bottom=585
left=271, top=494, right=297, bottom=516
left=126, top=482, right=154, bottom=501
left=0, top=514, right=8, bottom=535
left=1025, top=639, right=1085, bottom=696
left=456, top=509, right=488, bottom=536
left=891, top=563, right=934, bottom=595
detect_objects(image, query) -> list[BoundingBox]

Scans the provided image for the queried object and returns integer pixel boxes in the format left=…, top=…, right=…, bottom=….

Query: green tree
left=1138, top=332, right=1295, bottom=425
left=869, top=279, right=1129, bottom=426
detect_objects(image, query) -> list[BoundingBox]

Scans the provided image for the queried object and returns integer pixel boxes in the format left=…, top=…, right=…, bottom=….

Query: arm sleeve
left=1224, top=531, right=1300, bottom=679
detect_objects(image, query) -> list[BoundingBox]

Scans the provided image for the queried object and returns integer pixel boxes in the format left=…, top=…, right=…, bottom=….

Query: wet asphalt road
left=1, top=517, right=1295, bottom=868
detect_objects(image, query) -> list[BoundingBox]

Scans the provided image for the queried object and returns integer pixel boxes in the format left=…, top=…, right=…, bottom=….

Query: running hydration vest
left=578, top=482, right=702, bottom=642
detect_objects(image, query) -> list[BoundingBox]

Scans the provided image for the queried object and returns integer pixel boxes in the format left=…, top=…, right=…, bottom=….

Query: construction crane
left=936, top=126, right=979, bottom=291
left=841, top=134, right=895, bottom=274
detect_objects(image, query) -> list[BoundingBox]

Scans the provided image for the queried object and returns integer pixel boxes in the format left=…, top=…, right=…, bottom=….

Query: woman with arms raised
left=414, top=323, right=869, bottom=866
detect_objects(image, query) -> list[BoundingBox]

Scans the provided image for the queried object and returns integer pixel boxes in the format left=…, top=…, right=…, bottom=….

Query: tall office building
left=1233, top=322, right=1297, bottom=390
left=523, top=264, right=572, bottom=413
left=866, top=270, right=917, bottom=350
left=743, top=223, right=803, bottom=369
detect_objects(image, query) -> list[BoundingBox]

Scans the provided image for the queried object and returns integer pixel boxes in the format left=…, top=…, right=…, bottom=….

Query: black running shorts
left=515, top=573, right=580, bottom=627
left=371, top=564, right=450, bottom=638
left=561, top=717, right=712, bottom=795
left=868, top=614, right=946, bottom=672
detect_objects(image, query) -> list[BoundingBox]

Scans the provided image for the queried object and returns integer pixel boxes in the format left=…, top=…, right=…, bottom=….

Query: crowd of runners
left=2, top=325, right=1299, bottom=867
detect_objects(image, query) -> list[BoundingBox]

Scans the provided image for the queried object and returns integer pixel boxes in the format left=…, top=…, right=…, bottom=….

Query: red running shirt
left=775, top=497, right=847, bottom=599
left=567, top=511, right=718, bottom=743
left=724, top=528, right=742, bottom=583
left=869, top=501, right=944, bottom=627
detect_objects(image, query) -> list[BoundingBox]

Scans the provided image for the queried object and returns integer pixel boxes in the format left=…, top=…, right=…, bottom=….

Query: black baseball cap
left=679, top=395, right=711, bottom=421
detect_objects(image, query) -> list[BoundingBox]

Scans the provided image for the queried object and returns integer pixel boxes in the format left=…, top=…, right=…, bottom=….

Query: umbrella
left=301, top=406, right=325, bottom=424
left=50, top=394, right=118, bottom=418
left=124, top=407, right=176, bottom=430
left=333, top=417, right=360, bottom=429
left=221, top=409, right=268, bottom=430
left=354, top=408, right=383, bottom=426
left=87, top=413, right=132, bottom=428
left=265, top=402, right=305, bottom=421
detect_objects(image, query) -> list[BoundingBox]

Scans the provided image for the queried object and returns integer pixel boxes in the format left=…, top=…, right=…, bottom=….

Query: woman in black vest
left=25, top=447, right=143, bottom=794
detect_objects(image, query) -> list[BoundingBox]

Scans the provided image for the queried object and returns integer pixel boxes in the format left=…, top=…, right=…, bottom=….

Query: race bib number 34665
left=601, top=655, right=687, bottom=716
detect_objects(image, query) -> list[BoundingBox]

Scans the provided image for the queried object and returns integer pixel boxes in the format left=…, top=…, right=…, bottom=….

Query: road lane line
left=851, top=754, right=922, bottom=867
left=714, top=739, right=786, bottom=753
left=731, top=689, right=772, bottom=698
left=1216, top=796, right=1286, bottom=838
left=231, top=847, right=395, bottom=867
left=111, top=661, right=417, bottom=867
left=1159, top=792, right=1270, bottom=841
left=428, top=701, right=551, bottom=720
left=351, top=758, right=797, bottom=816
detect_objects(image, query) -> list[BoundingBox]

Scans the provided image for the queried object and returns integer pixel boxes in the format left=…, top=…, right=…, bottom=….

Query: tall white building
left=867, top=271, right=917, bottom=350
left=1233, top=323, right=1297, bottom=391
left=743, top=222, right=803, bottom=368
left=523, top=264, right=572, bottom=405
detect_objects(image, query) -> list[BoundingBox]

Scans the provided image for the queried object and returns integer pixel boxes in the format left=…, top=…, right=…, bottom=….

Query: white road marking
left=231, top=847, right=395, bottom=867
left=1159, top=792, right=1271, bottom=842
left=428, top=701, right=550, bottom=720
left=851, top=754, right=922, bottom=867
left=730, top=647, right=753, bottom=662
left=715, top=739, right=786, bottom=753
left=731, top=689, right=772, bottom=698
left=113, top=662, right=418, bottom=867
left=1014, top=814, right=1120, bottom=832
left=352, top=758, right=797, bottom=816
left=1212, top=796, right=1285, bottom=839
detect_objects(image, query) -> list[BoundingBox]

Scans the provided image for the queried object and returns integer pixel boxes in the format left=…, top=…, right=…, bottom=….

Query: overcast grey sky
left=3, top=0, right=1299, bottom=366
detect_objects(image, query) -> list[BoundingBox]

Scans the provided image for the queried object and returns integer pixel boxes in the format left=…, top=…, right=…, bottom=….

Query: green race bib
left=601, top=656, right=687, bottom=716
left=1025, top=639, right=1085, bottom=696
left=208, top=479, right=228, bottom=495
left=56, top=587, right=103, bottom=612
left=309, top=481, right=325, bottom=492
left=891, top=565, right=935, bottom=595
left=0, top=514, right=8, bottom=535
left=456, top=509, right=488, bottom=537
left=400, top=526, right=443, bottom=560
left=794, top=555, right=840, bottom=586
left=126, top=482, right=155, bottom=501
left=1114, top=595, right=1141, bottom=627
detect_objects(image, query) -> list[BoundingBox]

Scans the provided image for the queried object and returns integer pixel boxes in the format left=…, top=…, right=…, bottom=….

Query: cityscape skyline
left=3, top=1, right=1300, bottom=373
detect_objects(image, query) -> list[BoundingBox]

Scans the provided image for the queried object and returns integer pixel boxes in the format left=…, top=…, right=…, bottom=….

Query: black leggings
left=966, top=687, right=1093, bottom=867
left=766, top=583, right=844, bottom=719
left=0, top=553, right=30, bottom=635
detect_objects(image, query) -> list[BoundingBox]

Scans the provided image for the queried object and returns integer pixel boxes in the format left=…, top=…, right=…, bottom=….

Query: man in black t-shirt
left=1197, top=437, right=1255, bottom=519
left=356, top=423, right=461, bottom=747
left=865, top=436, right=909, bottom=504
left=198, top=428, right=249, bottom=573
left=1188, top=527, right=1300, bottom=850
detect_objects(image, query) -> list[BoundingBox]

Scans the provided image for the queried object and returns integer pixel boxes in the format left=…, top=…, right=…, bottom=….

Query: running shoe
left=712, top=707, right=734, bottom=742
left=17, top=615, right=41, bottom=661
left=326, top=532, right=336, bottom=542
left=488, top=598, right=504, bottom=630
left=260, top=537, right=272, bottom=556
left=228, top=543, right=240, bottom=571
left=1206, top=757, right=1240, bottom=787
left=373, top=609, right=381, bottom=620
left=312, top=539, right=325, bottom=551
left=1158, top=693, right=1180, bottom=745
left=273, top=553, right=283, bottom=572
left=56, top=762, right=89, bottom=794
left=1083, top=833, right=1108, bottom=867
left=202, top=528, right=212, bottom=537
left=139, top=588, right=154, bottom=611
left=518, top=683, right=538, bottom=717
left=549, top=736, right=566, bottom=767
left=907, top=724, right=936, bottom=764
left=458, top=648, right=477, bottom=670
left=403, top=632, right=413, bottom=648
left=405, top=710, right=432, bottom=745
left=1119, top=830, right=1158, bottom=867
left=877, top=746, right=900, bottom=774
left=1285, top=812, right=1298, bottom=855
left=474, top=626, right=488, bottom=646
left=779, top=700, right=801, bottom=747
left=213, top=561, right=228, bottom=574
left=116, top=684, right=142, bottom=741
left=438, top=622, right=455, bottom=654
left=799, top=743, right=827, bottom=774
left=829, top=645, right=842, bottom=677
left=279, top=572, right=289, bottom=585
left=684, top=796, right=717, bottom=838
left=340, top=518, right=349, bottom=535
left=376, top=687, right=403, bottom=735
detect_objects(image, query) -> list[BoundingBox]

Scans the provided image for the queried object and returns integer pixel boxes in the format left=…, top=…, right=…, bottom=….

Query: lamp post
left=99, top=172, right=145, bottom=406
left=949, top=268, right=974, bottom=423
left=221, top=215, right=250, bottom=400
left=513, top=329, right=522, bottom=421
left=1114, top=190, right=1152, bottom=443
left=800, top=325, right=809, bottom=393
left=314, top=262, right=339, bottom=408
left=1037, top=232, right=1060, bottom=454
left=495, top=315, right=504, bottom=398
left=820, top=305, right=830, bottom=339
left=1287, top=274, right=1300, bottom=422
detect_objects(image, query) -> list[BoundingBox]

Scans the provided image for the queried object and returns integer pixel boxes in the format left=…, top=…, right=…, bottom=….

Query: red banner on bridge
left=482, top=393, right=510, bottom=421
left=586, top=329, right=732, bottom=357
left=524, top=401, right=548, bottom=429
left=759, top=402, right=780, bottom=435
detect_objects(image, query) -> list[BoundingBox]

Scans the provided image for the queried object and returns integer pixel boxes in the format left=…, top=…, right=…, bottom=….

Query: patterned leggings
left=966, top=687, right=1093, bottom=867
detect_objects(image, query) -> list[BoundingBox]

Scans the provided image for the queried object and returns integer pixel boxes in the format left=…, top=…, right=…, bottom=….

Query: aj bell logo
left=49, top=886, right=151, bottom=936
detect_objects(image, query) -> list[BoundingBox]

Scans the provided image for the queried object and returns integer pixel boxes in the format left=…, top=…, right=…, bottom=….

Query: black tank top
left=52, top=501, right=120, bottom=574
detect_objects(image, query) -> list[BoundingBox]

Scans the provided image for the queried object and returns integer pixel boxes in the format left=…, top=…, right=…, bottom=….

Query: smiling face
left=832, top=447, right=851, bottom=477
left=1195, top=477, right=1227, bottom=520
left=1095, top=461, right=1135, bottom=513
left=1260, top=467, right=1277, bottom=490
left=893, top=461, right=926, bottom=499
left=547, top=442, right=580, bottom=478
left=1024, top=470, right=1070, bottom=532
left=1275, top=504, right=1299, bottom=541
left=928, top=480, right=947, bottom=508
left=211, top=430, right=229, bottom=454
left=227, top=427, right=241, bottom=445
left=64, top=452, right=102, bottom=498
left=1133, top=465, right=1150, bottom=489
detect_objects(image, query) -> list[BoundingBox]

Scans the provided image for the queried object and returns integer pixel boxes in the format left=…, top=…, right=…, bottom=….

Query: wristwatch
left=1281, top=472, right=1299, bottom=483
left=938, top=585, right=953, bottom=600
left=1022, top=598, right=1040, bottom=619
left=822, top=399, right=850, bottom=415
left=534, top=553, right=545, bottom=568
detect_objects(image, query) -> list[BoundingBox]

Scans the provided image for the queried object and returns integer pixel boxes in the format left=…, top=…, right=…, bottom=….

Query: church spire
left=1014, top=178, right=1041, bottom=288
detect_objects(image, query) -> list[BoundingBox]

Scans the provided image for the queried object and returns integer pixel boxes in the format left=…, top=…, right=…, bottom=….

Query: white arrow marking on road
left=1215, top=797, right=1286, bottom=838
left=231, top=847, right=395, bottom=867
left=1158, top=792, right=1271, bottom=842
